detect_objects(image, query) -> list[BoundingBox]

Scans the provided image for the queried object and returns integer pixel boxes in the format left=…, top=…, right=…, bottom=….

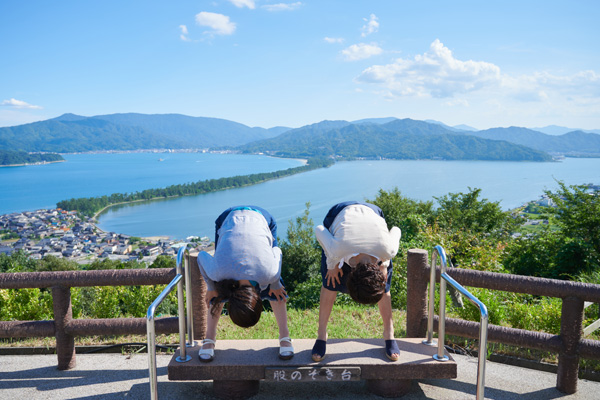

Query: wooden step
left=168, top=338, right=457, bottom=399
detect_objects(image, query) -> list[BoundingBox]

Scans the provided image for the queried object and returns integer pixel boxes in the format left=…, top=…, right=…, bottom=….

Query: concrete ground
left=1, top=350, right=600, bottom=399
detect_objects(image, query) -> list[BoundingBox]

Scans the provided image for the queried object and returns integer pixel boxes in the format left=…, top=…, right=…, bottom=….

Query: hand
left=325, top=268, right=343, bottom=288
left=269, top=286, right=288, bottom=302
left=205, top=290, right=218, bottom=305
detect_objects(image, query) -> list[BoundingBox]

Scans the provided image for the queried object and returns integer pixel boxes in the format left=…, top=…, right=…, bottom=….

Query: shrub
left=0, top=288, right=53, bottom=320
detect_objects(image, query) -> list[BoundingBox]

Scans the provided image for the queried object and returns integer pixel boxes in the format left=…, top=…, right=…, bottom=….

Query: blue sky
left=1, top=1, right=599, bottom=130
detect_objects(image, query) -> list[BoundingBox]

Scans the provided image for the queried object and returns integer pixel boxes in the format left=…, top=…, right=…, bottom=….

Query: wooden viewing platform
left=167, top=338, right=457, bottom=399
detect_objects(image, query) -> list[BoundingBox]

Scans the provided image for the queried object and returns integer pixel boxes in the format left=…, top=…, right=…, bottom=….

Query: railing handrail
left=424, top=245, right=489, bottom=400
left=583, top=302, right=600, bottom=337
left=146, top=273, right=182, bottom=400
left=0, top=268, right=174, bottom=289
left=147, top=244, right=193, bottom=400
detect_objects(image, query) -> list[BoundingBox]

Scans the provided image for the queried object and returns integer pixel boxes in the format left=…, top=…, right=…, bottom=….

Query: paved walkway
left=1, top=351, right=599, bottom=399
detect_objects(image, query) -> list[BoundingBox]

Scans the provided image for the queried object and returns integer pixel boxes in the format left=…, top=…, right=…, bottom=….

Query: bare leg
left=312, top=286, right=337, bottom=361
left=203, top=300, right=223, bottom=352
left=377, top=291, right=399, bottom=360
left=378, top=291, right=395, bottom=340
left=269, top=299, right=291, bottom=348
left=317, top=286, right=337, bottom=340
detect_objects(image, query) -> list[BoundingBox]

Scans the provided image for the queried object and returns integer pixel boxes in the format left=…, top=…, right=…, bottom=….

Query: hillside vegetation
left=2, top=113, right=600, bottom=160
left=0, top=150, right=64, bottom=166
left=238, top=119, right=553, bottom=161
left=0, top=113, right=286, bottom=152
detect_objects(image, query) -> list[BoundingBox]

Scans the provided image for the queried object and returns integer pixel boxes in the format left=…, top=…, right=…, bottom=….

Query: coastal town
left=0, top=208, right=212, bottom=264
left=2, top=183, right=599, bottom=264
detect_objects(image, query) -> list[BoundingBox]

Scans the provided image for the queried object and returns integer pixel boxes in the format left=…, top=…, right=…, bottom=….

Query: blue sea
left=2, top=153, right=599, bottom=240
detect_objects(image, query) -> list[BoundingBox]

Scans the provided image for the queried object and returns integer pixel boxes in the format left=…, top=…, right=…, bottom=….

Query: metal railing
left=147, top=244, right=195, bottom=400
left=584, top=302, right=600, bottom=337
left=423, top=245, right=489, bottom=400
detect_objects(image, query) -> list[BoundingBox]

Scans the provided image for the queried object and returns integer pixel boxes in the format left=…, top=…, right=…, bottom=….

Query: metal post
left=442, top=271, right=489, bottom=400
left=147, top=312, right=158, bottom=400
left=183, top=248, right=195, bottom=347
left=175, top=246, right=191, bottom=362
left=425, top=245, right=489, bottom=400
left=435, top=250, right=449, bottom=361
left=147, top=273, right=183, bottom=400
left=424, top=246, right=446, bottom=346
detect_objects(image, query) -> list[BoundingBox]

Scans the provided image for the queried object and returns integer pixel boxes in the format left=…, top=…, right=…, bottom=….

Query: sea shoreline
left=0, top=160, right=66, bottom=168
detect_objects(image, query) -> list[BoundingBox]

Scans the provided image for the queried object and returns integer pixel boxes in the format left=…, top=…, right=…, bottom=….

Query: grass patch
left=214, top=304, right=407, bottom=340
left=0, top=305, right=407, bottom=348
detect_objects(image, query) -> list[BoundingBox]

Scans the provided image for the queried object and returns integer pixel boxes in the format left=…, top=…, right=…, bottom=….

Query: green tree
left=546, top=182, right=600, bottom=257
left=279, top=203, right=321, bottom=294
left=149, top=255, right=176, bottom=269
left=502, top=227, right=561, bottom=277
left=369, top=187, right=435, bottom=245
left=36, top=255, right=78, bottom=272
left=0, top=251, right=38, bottom=273
left=504, top=182, right=600, bottom=279
left=428, top=188, right=522, bottom=272
left=435, top=187, right=521, bottom=240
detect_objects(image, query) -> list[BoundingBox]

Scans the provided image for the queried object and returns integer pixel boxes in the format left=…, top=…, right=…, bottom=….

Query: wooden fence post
left=189, top=253, right=207, bottom=341
left=52, top=285, right=76, bottom=370
left=557, top=295, right=584, bottom=394
left=406, top=249, right=429, bottom=338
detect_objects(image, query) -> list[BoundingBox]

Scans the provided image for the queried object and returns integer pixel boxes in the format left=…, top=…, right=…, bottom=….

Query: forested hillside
left=468, top=127, right=600, bottom=156
left=0, top=150, right=64, bottom=166
left=2, top=112, right=599, bottom=159
left=238, top=119, right=553, bottom=161
left=0, top=113, right=288, bottom=152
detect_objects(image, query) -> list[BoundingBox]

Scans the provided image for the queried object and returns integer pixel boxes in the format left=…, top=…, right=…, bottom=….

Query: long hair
left=211, top=279, right=263, bottom=328
left=346, top=262, right=386, bottom=305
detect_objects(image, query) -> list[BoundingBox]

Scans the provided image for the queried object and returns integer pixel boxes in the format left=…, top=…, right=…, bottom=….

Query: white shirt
left=315, top=204, right=401, bottom=270
left=197, top=209, right=282, bottom=291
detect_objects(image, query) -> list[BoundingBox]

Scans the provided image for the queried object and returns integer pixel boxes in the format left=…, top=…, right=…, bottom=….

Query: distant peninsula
left=0, top=150, right=65, bottom=166
left=57, top=157, right=333, bottom=217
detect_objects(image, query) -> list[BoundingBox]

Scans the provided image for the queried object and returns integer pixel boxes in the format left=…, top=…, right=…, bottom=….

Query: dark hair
left=346, top=262, right=386, bottom=304
left=211, top=279, right=263, bottom=328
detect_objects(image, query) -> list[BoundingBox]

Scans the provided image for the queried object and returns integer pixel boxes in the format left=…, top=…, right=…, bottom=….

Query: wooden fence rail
left=0, top=254, right=207, bottom=370
left=406, top=249, right=600, bottom=394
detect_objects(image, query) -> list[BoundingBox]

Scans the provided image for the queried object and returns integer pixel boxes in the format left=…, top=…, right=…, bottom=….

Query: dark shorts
left=258, top=278, right=288, bottom=301
left=320, top=201, right=394, bottom=293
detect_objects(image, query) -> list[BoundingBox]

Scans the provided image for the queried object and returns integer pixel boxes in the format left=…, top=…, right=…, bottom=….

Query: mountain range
left=0, top=113, right=284, bottom=153
left=0, top=113, right=598, bottom=160
left=236, top=119, right=552, bottom=161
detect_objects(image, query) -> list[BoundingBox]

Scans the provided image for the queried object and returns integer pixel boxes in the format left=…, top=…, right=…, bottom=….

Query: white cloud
left=1, top=98, right=42, bottom=109
left=179, top=25, right=191, bottom=41
left=324, top=37, right=344, bottom=44
left=361, top=14, right=379, bottom=37
left=354, top=39, right=600, bottom=128
left=262, top=2, right=303, bottom=12
left=195, top=12, right=236, bottom=36
left=228, top=0, right=255, bottom=9
left=341, top=43, right=383, bottom=61
left=445, top=98, right=470, bottom=107
left=356, top=39, right=501, bottom=97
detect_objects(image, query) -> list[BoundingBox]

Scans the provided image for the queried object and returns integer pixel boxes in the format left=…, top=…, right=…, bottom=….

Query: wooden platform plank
left=168, top=338, right=457, bottom=382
